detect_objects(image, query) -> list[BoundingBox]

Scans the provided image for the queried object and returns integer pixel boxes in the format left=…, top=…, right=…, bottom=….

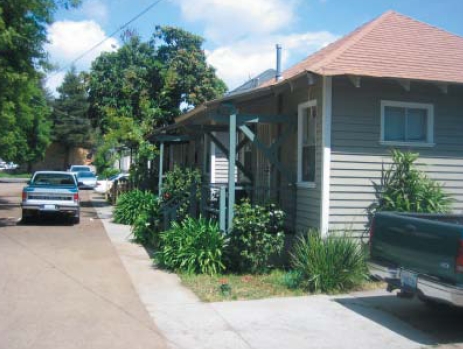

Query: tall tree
left=0, top=0, right=81, bottom=163
left=52, top=67, right=93, bottom=168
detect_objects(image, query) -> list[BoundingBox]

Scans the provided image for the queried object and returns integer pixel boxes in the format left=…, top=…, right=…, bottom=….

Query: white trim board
left=320, top=76, right=332, bottom=237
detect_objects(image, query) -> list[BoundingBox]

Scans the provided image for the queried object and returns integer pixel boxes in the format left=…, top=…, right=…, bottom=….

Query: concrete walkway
left=91, top=193, right=436, bottom=349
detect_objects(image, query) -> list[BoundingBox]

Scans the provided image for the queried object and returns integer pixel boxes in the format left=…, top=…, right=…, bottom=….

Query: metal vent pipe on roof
left=276, top=44, right=282, bottom=81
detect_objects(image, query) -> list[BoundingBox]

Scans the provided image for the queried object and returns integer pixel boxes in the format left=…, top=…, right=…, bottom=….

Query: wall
left=330, top=76, right=463, bottom=235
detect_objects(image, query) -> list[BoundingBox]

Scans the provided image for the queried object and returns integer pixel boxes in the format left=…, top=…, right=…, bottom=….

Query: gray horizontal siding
left=329, top=77, right=463, bottom=233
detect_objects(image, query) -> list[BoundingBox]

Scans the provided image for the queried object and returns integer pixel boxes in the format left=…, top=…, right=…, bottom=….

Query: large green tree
left=52, top=67, right=94, bottom=168
left=0, top=0, right=81, bottom=163
left=88, top=27, right=227, bottom=176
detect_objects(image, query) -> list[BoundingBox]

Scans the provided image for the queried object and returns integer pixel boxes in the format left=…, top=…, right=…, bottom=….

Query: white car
left=94, top=173, right=129, bottom=194
left=76, top=171, right=98, bottom=189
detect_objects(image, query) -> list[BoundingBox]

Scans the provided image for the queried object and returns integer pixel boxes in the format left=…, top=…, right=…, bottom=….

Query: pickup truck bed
left=369, top=212, right=463, bottom=307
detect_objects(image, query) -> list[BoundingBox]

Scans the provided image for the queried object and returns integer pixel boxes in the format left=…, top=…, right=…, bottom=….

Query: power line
left=46, top=0, right=165, bottom=81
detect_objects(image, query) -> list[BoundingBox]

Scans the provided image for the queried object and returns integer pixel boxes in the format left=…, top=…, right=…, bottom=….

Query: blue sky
left=46, top=0, right=463, bottom=93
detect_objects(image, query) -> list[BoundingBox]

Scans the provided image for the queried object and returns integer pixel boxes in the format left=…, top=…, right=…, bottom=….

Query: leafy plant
left=290, top=231, right=368, bottom=293
left=131, top=203, right=162, bottom=245
left=156, top=216, right=227, bottom=275
left=226, top=199, right=285, bottom=273
left=113, top=189, right=158, bottom=226
left=161, top=166, right=202, bottom=222
left=368, top=150, right=452, bottom=218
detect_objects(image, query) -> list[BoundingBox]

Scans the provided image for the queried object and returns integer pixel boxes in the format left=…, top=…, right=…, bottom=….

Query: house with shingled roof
left=154, top=10, right=463, bottom=236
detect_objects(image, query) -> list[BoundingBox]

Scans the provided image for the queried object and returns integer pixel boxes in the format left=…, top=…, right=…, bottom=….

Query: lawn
left=179, top=270, right=386, bottom=302
left=179, top=270, right=306, bottom=302
left=0, top=172, right=31, bottom=178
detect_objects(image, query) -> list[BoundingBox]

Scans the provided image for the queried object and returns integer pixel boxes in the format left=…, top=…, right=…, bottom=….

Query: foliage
left=87, top=27, right=227, bottom=176
left=52, top=67, right=95, bottom=167
left=0, top=0, right=80, bottom=164
left=226, top=199, right=285, bottom=273
left=131, top=203, right=162, bottom=246
left=290, top=231, right=368, bottom=293
left=113, top=189, right=158, bottom=226
left=156, top=216, right=227, bottom=275
left=161, top=166, right=202, bottom=222
left=368, top=150, right=452, bottom=218
left=101, top=167, right=120, bottom=179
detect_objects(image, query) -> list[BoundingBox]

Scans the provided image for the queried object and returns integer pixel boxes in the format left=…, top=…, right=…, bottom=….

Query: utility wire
left=46, top=0, right=165, bottom=81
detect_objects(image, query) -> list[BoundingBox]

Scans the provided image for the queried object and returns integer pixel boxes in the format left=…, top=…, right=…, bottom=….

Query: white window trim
left=297, top=99, right=317, bottom=188
left=380, top=100, right=435, bottom=147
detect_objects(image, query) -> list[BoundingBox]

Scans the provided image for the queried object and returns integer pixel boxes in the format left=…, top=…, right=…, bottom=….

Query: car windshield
left=33, top=173, right=75, bottom=186
left=71, top=166, right=90, bottom=172
left=77, top=172, right=96, bottom=178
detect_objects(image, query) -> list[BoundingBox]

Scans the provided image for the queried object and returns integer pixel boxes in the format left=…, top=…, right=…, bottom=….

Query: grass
left=179, top=270, right=306, bottom=302
left=179, top=270, right=386, bottom=302
left=0, top=172, right=31, bottom=178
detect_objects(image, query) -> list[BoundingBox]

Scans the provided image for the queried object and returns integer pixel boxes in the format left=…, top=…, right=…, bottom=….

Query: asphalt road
left=0, top=183, right=167, bottom=349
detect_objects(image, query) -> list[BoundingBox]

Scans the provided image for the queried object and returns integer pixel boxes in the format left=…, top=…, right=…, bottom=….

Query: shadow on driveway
left=336, top=293, right=463, bottom=346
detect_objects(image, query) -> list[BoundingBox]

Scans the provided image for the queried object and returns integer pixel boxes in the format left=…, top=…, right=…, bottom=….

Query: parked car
left=76, top=171, right=98, bottom=189
left=94, top=173, right=129, bottom=194
left=21, top=171, right=80, bottom=223
left=369, top=211, right=463, bottom=307
left=69, top=165, right=93, bottom=175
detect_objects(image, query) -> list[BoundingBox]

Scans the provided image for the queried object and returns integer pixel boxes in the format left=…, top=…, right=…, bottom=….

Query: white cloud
left=176, top=0, right=298, bottom=43
left=207, top=31, right=338, bottom=90
left=81, top=0, right=109, bottom=24
left=45, top=20, right=119, bottom=94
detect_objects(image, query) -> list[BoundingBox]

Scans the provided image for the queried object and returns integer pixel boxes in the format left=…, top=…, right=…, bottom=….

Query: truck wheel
left=22, top=209, right=32, bottom=223
left=73, top=216, right=80, bottom=224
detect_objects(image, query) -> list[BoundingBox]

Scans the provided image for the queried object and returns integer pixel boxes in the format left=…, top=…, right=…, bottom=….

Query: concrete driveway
left=0, top=183, right=167, bottom=349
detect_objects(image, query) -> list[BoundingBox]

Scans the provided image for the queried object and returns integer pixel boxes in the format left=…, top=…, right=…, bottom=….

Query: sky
left=45, top=0, right=463, bottom=94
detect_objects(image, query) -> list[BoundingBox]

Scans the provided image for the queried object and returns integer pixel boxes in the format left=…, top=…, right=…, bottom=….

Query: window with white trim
left=298, top=100, right=317, bottom=185
left=381, top=101, right=434, bottom=146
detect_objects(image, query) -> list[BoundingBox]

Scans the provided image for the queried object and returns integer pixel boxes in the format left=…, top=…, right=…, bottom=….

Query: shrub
left=226, top=199, right=285, bottom=273
left=131, top=202, right=162, bottom=245
left=161, top=166, right=201, bottom=222
left=290, top=231, right=368, bottom=293
left=369, top=150, right=452, bottom=218
left=113, top=189, right=158, bottom=226
left=101, top=167, right=119, bottom=179
left=156, top=216, right=227, bottom=275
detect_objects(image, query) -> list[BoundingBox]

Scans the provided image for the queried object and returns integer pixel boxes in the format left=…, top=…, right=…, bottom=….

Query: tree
left=88, top=27, right=227, bottom=177
left=0, top=0, right=81, bottom=163
left=52, top=67, right=94, bottom=168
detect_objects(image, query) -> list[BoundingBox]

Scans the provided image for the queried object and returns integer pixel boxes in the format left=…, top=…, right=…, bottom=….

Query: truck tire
left=22, top=209, right=32, bottom=223
left=73, top=215, right=80, bottom=224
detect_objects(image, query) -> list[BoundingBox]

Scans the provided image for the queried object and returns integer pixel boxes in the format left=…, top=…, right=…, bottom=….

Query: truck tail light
left=74, top=193, right=79, bottom=201
left=456, top=239, right=463, bottom=273
left=22, top=191, right=27, bottom=200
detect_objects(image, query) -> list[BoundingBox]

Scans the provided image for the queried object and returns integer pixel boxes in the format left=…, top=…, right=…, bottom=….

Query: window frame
left=297, top=100, right=317, bottom=188
left=380, top=100, right=435, bottom=147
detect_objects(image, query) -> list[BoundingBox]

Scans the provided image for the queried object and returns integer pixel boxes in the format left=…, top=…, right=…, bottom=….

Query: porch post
left=158, top=141, right=164, bottom=197
left=228, top=113, right=237, bottom=230
left=320, top=76, right=332, bottom=237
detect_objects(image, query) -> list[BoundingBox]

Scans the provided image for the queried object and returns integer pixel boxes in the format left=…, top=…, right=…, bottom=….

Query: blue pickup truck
left=369, top=211, right=463, bottom=307
left=21, top=171, right=81, bottom=224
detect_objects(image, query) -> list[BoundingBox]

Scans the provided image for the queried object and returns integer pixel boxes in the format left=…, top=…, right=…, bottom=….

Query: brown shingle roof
left=264, top=10, right=463, bottom=86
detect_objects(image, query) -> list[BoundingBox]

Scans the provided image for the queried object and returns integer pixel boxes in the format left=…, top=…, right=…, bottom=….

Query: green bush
left=369, top=150, right=452, bottom=217
left=161, top=166, right=201, bottom=222
left=101, top=167, right=120, bottom=179
left=226, top=199, right=285, bottom=273
left=290, top=231, right=368, bottom=293
left=131, top=203, right=162, bottom=245
left=156, top=216, right=227, bottom=275
left=113, top=189, right=158, bottom=226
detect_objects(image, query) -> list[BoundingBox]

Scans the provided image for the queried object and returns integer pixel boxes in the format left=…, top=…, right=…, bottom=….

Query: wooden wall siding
left=330, top=77, right=463, bottom=234
left=279, top=78, right=324, bottom=232
left=212, top=132, right=237, bottom=184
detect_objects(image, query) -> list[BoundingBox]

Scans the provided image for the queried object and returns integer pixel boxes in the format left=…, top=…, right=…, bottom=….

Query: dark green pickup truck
left=369, top=211, right=463, bottom=307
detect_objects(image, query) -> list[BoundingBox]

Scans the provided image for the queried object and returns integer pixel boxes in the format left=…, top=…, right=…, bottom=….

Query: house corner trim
left=320, top=76, right=332, bottom=237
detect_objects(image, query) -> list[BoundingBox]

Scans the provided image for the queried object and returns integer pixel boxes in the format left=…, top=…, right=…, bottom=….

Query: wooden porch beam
left=436, top=83, right=448, bottom=94
left=396, top=79, right=411, bottom=92
left=207, top=132, right=254, bottom=182
left=210, top=113, right=290, bottom=124
left=238, top=124, right=294, bottom=182
left=348, top=75, right=361, bottom=88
